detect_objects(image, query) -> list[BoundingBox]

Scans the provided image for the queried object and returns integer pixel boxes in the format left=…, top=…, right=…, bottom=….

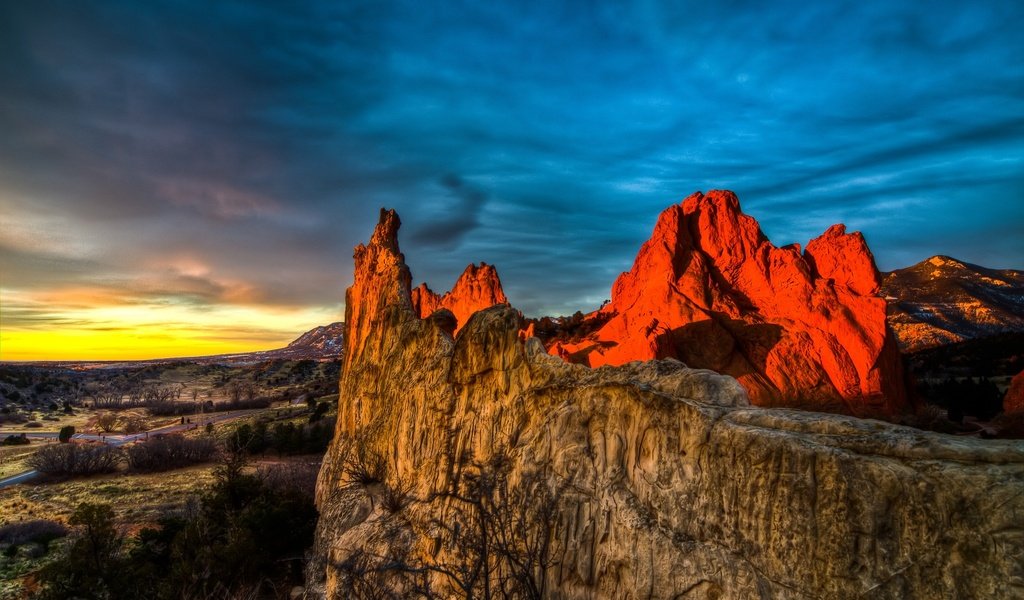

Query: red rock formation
left=342, top=209, right=413, bottom=390
left=412, top=263, right=508, bottom=333
left=1005, top=370, right=1024, bottom=414
left=410, top=283, right=442, bottom=318
left=548, top=190, right=911, bottom=416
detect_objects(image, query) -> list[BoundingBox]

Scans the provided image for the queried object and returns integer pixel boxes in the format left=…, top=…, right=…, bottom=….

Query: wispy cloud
left=0, top=0, right=1021, bottom=353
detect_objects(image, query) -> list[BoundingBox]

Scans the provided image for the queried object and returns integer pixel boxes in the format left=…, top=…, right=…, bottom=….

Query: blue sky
left=1, top=0, right=1022, bottom=352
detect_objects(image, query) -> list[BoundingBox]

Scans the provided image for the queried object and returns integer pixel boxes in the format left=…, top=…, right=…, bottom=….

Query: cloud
left=0, top=0, right=1021, bottom=347
left=408, top=174, right=488, bottom=249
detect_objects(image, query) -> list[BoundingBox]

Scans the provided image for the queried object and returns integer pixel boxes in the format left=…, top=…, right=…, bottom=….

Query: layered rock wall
left=309, top=209, right=1024, bottom=599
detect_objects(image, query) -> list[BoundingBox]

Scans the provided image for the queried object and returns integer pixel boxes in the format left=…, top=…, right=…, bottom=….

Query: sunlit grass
left=0, top=464, right=220, bottom=528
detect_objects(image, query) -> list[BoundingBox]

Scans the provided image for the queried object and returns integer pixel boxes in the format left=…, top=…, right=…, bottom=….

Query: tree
left=96, top=412, right=119, bottom=433
left=58, top=425, right=75, bottom=443
left=35, top=502, right=126, bottom=599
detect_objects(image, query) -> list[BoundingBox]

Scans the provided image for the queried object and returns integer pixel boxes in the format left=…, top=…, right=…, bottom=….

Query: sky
left=1, top=0, right=1022, bottom=360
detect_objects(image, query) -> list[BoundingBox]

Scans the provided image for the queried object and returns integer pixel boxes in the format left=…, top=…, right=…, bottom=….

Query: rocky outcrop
left=546, top=191, right=909, bottom=417
left=1006, top=370, right=1024, bottom=414
left=411, top=263, right=508, bottom=333
left=308, top=208, right=1024, bottom=600
left=882, top=256, right=1024, bottom=352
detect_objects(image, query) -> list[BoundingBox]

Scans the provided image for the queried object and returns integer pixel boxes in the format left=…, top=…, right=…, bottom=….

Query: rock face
left=308, top=208, right=1024, bottom=600
left=1006, top=370, right=1024, bottom=414
left=882, top=256, right=1024, bottom=352
left=411, top=262, right=508, bottom=333
left=547, top=191, right=909, bottom=417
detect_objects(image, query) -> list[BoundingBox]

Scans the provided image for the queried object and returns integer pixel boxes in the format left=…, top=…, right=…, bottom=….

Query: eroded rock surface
left=546, top=191, right=910, bottom=417
left=308, top=208, right=1024, bottom=600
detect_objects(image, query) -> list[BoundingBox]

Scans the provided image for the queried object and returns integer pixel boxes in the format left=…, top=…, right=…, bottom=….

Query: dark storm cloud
left=1, top=0, right=1022, bottom=326
left=408, top=174, right=488, bottom=249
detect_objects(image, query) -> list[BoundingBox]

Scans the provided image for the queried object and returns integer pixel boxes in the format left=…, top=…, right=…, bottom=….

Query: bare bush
left=0, top=411, right=28, bottom=424
left=213, top=396, right=272, bottom=412
left=380, top=476, right=414, bottom=514
left=342, top=439, right=387, bottom=486
left=123, top=415, right=146, bottom=434
left=257, top=461, right=321, bottom=499
left=0, top=520, right=68, bottom=548
left=146, top=400, right=199, bottom=416
left=87, top=382, right=127, bottom=409
left=29, top=443, right=121, bottom=476
left=124, top=434, right=218, bottom=472
left=95, top=412, right=119, bottom=433
left=420, top=454, right=564, bottom=600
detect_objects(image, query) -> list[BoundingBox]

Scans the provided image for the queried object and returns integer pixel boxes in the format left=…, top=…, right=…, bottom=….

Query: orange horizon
left=0, top=287, right=341, bottom=362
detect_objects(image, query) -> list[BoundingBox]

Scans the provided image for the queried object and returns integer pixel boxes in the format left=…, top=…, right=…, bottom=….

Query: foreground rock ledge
left=307, top=209, right=1024, bottom=599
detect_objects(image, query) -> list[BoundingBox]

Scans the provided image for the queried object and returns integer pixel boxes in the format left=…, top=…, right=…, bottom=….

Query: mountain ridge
left=881, top=255, right=1024, bottom=352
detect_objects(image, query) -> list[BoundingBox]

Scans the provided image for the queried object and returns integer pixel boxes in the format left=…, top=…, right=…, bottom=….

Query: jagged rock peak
left=549, top=190, right=909, bottom=416
left=344, top=208, right=413, bottom=377
left=449, top=262, right=508, bottom=306
left=367, top=207, right=402, bottom=253
left=412, top=261, right=508, bottom=333
left=805, top=223, right=881, bottom=296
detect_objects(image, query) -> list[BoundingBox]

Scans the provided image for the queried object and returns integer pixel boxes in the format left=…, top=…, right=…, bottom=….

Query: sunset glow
left=0, top=287, right=339, bottom=361
left=1, top=1, right=1021, bottom=361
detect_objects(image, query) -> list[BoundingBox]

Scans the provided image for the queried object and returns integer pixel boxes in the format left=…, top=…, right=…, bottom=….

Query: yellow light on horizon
left=0, top=287, right=341, bottom=361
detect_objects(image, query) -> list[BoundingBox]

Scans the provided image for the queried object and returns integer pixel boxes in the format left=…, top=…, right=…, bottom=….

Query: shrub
left=125, top=434, right=218, bottom=472
left=29, top=443, right=121, bottom=476
left=26, top=421, right=44, bottom=429
left=2, top=433, right=29, bottom=446
left=212, top=396, right=272, bottom=412
left=0, top=520, right=68, bottom=550
left=342, top=439, right=387, bottom=485
left=123, top=415, right=147, bottom=434
left=34, top=503, right=124, bottom=599
left=96, top=413, right=119, bottom=433
left=0, top=410, right=27, bottom=424
left=380, top=476, right=413, bottom=513
left=257, top=462, right=320, bottom=499
left=58, top=425, right=75, bottom=442
left=146, top=400, right=199, bottom=417
left=308, top=400, right=330, bottom=423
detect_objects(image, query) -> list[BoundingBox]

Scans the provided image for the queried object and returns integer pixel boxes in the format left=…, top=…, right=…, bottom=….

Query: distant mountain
left=882, top=256, right=1024, bottom=352
left=130, top=321, right=345, bottom=366
left=281, top=322, right=345, bottom=358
